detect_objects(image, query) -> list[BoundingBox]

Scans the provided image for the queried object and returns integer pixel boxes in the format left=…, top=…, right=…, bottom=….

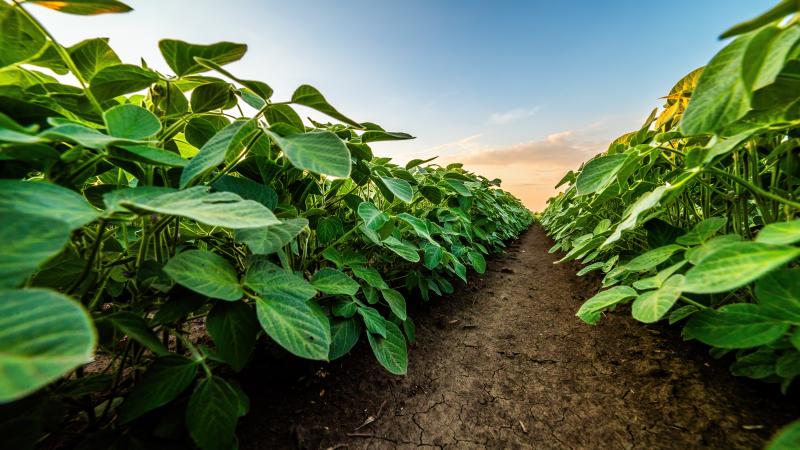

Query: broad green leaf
left=382, top=236, right=420, bottom=263
left=159, top=39, right=247, bottom=77
left=684, top=303, right=789, bottom=348
left=236, top=218, right=308, bottom=255
left=191, top=81, right=233, bottom=113
left=90, top=64, right=158, bottom=100
left=265, top=129, right=351, bottom=178
left=0, top=289, right=96, bottom=403
left=329, top=319, right=361, bottom=360
left=0, top=214, right=71, bottom=288
left=575, top=154, right=627, bottom=196
left=119, top=355, right=197, bottom=423
left=180, top=120, right=255, bottom=188
left=776, top=352, right=800, bottom=378
left=351, top=266, right=388, bottom=290
left=443, top=179, right=471, bottom=197
left=121, top=186, right=278, bottom=229
left=631, top=275, right=684, bottom=323
left=684, top=233, right=743, bottom=265
left=212, top=175, right=277, bottom=209
left=603, top=186, right=668, bottom=248
left=311, top=268, right=359, bottom=296
left=367, top=321, right=407, bottom=375
left=244, top=262, right=317, bottom=303
left=381, top=288, right=407, bottom=321
left=675, top=217, right=727, bottom=245
left=767, top=420, right=800, bottom=450
left=756, top=269, right=800, bottom=323
left=42, top=123, right=144, bottom=149
left=721, top=0, right=799, bottom=38
left=0, top=179, right=99, bottom=229
left=632, top=260, right=687, bottom=290
left=380, top=177, right=413, bottom=203
left=0, top=3, right=46, bottom=69
left=194, top=57, right=273, bottom=101
left=358, top=202, right=389, bottom=230
left=683, top=242, right=800, bottom=294
left=103, top=104, right=161, bottom=140
left=163, top=250, right=243, bottom=301
left=316, top=216, right=343, bottom=244
left=622, top=244, right=683, bottom=272
left=29, top=0, right=132, bottom=15
left=206, top=302, right=258, bottom=372
left=730, top=349, right=777, bottom=379
left=669, top=305, right=699, bottom=324
left=576, top=286, right=638, bottom=325
left=467, top=251, right=486, bottom=274
left=254, top=296, right=330, bottom=360
left=423, top=243, right=443, bottom=269
left=265, top=104, right=304, bottom=131
left=102, top=312, right=167, bottom=355
left=397, top=213, right=435, bottom=243
left=68, top=37, right=120, bottom=80
left=291, top=84, right=360, bottom=127
left=186, top=376, right=242, bottom=450
left=756, top=220, right=800, bottom=245
left=358, top=305, right=387, bottom=337
left=112, top=145, right=187, bottom=167
left=361, top=130, right=414, bottom=143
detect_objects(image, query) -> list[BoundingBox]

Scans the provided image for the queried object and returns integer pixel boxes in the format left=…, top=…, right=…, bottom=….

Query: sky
left=29, top=0, right=772, bottom=210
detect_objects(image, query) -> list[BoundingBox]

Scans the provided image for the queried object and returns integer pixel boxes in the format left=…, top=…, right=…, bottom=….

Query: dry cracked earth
left=237, top=225, right=799, bottom=449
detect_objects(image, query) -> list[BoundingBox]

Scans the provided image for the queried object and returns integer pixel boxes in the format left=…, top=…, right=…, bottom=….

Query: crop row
left=0, top=1, right=532, bottom=448
left=540, top=2, right=800, bottom=447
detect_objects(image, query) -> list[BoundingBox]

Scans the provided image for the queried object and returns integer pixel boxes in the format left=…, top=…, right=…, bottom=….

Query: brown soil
left=237, top=225, right=799, bottom=449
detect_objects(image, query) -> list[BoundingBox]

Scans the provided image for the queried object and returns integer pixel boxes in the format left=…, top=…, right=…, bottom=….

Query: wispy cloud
left=456, top=131, right=600, bottom=167
left=487, top=106, right=540, bottom=125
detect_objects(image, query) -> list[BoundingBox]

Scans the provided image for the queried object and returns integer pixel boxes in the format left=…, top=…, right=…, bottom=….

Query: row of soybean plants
left=541, top=2, right=800, bottom=447
left=0, top=1, right=533, bottom=449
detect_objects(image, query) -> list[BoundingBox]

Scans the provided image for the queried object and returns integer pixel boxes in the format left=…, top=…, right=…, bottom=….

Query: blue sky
left=30, top=0, right=772, bottom=209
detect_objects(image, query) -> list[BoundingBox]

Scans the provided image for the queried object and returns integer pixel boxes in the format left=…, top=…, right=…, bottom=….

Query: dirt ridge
left=238, top=225, right=799, bottom=449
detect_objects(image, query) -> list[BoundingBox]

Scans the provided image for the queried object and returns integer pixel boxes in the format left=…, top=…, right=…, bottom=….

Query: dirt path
left=238, top=225, right=799, bottom=449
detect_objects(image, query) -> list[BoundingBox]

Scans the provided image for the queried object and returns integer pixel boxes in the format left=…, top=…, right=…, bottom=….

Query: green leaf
left=186, top=376, right=243, bottom=450
left=756, top=220, right=800, bottom=245
left=603, top=186, right=668, bottom=248
left=622, top=244, right=684, bottom=272
left=191, top=81, right=233, bottom=113
left=576, top=286, right=638, bottom=325
left=358, top=202, right=389, bottom=230
left=721, top=1, right=799, bottom=39
left=357, top=305, right=387, bottom=337
left=0, top=179, right=99, bottom=229
left=112, top=145, right=187, bottom=167
left=675, top=217, right=727, bottom=245
left=0, top=3, right=46, bottom=69
left=683, top=242, right=800, bottom=294
left=41, top=123, right=143, bottom=149
left=379, top=177, right=413, bottom=203
left=67, top=37, right=120, bottom=80
left=236, top=218, right=308, bottom=255
left=163, top=250, right=243, bottom=301
left=180, top=120, right=255, bottom=188
left=316, top=216, right=343, bottom=245
left=311, top=268, right=359, bottom=296
left=159, top=40, right=247, bottom=77
left=631, top=275, right=684, bottom=323
left=291, top=84, right=360, bottom=127
left=244, top=262, right=317, bottom=303
left=29, top=0, right=132, bottom=15
left=381, top=288, right=407, bottom=321
left=767, top=420, right=800, bottom=450
left=0, top=214, right=71, bottom=288
left=443, top=179, right=471, bottom=197
left=382, top=236, right=420, bottom=263
left=265, top=129, right=351, bottom=178
left=351, top=266, right=389, bottom=290
left=121, top=186, right=279, bottom=229
left=684, top=233, right=743, bottom=265
left=0, top=289, right=96, bottom=403
left=194, top=57, right=273, bottom=101
left=575, top=154, right=627, bottom=196
left=467, top=251, right=486, bottom=274
left=361, top=130, right=414, bottom=143
left=103, top=104, right=161, bottom=140
left=423, top=243, right=443, bottom=269
left=206, top=302, right=258, bottom=372
left=212, top=175, right=277, bottom=209
left=254, top=296, right=330, bottom=360
left=396, top=213, right=435, bottom=244
left=119, top=356, right=197, bottom=423
left=329, top=319, right=361, bottom=360
left=632, top=260, right=687, bottom=290
left=367, top=321, right=407, bottom=375
left=684, top=303, right=789, bottom=348
left=265, top=104, right=304, bottom=131
left=90, top=64, right=158, bottom=100
left=776, top=352, right=800, bottom=378
left=756, top=269, right=800, bottom=323
left=669, top=305, right=699, bottom=324
left=103, top=312, right=167, bottom=355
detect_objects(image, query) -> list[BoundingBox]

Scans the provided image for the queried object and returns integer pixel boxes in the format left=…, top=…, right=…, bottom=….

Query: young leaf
left=0, top=289, right=96, bottom=403
left=264, top=129, right=351, bottom=178
left=367, top=321, right=407, bottom=375
left=684, top=303, right=789, bottom=348
left=163, top=249, right=243, bottom=301
left=103, top=104, right=161, bottom=140
left=206, top=301, right=258, bottom=372
left=254, top=296, right=330, bottom=360
left=119, top=356, right=197, bottom=423
left=291, top=84, right=360, bottom=127
left=186, top=376, right=243, bottom=450
left=159, top=40, right=247, bottom=77
left=682, top=242, right=800, bottom=294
